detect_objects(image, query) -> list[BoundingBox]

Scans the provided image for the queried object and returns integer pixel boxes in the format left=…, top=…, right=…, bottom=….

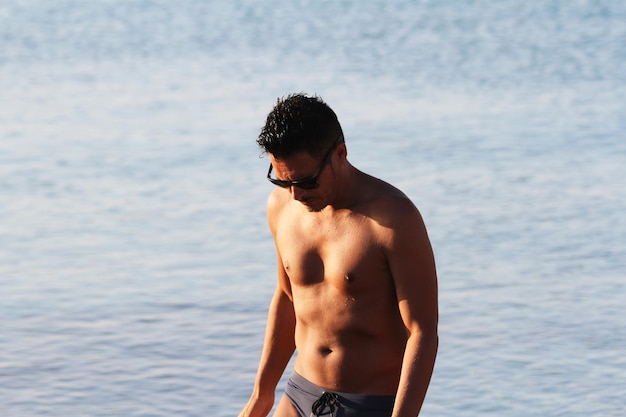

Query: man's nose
left=290, top=186, right=306, bottom=201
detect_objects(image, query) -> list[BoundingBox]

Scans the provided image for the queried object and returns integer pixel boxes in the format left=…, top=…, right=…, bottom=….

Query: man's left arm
left=385, top=199, right=439, bottom=417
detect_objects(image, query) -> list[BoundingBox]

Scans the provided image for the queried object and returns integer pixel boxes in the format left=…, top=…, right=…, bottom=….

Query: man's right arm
left=238, top=282, right=296, bottom=417
left=239, top=191, right=296, bottom=417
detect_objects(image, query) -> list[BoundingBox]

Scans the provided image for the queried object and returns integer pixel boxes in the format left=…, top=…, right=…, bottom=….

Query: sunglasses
left=266, top=140, right=339, bottom=190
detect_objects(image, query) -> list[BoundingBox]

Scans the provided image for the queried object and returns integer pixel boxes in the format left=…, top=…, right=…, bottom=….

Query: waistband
left=288, top=371, right=395, bottom=411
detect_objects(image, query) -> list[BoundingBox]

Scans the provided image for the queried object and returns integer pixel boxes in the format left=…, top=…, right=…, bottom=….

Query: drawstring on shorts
left=310, top=391, right=339, bottom=417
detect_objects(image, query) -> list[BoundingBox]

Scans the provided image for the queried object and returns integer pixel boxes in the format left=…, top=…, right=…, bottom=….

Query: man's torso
left=273, top=182, right=410, bottom=395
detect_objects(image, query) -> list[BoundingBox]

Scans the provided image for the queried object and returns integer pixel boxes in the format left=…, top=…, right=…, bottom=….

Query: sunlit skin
left=240, top=144, right=438, bottom=417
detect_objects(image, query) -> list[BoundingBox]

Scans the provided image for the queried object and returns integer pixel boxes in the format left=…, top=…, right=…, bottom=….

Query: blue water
left=1, top=1, right=625, bottom=416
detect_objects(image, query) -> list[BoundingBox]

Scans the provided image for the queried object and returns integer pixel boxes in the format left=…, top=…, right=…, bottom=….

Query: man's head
left=257, top=93, right=344, bottom=159
left=259, top=94, right=349, bottom=211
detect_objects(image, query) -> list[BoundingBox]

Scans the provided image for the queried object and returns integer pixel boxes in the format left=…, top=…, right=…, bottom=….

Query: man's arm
left=384, top=199, right=439, bottom=417
left=239, top=191, right=296, bottom=417
left=238, top=278, right=296, bottom=417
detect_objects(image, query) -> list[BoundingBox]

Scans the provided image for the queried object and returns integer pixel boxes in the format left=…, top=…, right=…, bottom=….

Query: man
left=239, top=94, right=438, bottom=417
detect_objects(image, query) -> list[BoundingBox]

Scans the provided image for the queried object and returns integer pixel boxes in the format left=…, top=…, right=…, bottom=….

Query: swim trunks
left=284, top=371, right=395, bottom=417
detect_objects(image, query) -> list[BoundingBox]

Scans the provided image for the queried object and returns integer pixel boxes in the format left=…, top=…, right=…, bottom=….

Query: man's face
left=268, top=150, right=336, bottom=212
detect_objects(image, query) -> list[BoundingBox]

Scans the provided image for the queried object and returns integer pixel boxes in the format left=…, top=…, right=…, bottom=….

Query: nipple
left=344, top=274, right=356, bottom=304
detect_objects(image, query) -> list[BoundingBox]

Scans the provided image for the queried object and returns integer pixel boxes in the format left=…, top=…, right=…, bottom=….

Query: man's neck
left=324, top=163, right=365, bottom=211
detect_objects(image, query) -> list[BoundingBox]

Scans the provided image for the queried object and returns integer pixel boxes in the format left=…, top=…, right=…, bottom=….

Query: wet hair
left=257, top=93, right=344, bottom=159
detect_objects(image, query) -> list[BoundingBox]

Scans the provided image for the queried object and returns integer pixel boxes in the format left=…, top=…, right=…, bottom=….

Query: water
left=1, top=1, right=624, bottom=416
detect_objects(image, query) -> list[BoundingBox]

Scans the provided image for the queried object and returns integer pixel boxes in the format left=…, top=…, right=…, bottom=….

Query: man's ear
left=336, top=143, right=348, bottom=161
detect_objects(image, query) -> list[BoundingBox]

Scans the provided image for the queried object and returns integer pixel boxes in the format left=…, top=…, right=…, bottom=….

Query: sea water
left=1, top=1, right=624, bottom=416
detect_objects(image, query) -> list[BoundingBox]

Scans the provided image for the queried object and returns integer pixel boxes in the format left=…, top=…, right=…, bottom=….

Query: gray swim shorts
left=284, top=371, right=395, bottom=417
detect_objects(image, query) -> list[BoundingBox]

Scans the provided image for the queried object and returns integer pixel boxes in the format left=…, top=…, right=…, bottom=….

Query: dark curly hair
left=257, top=93, right=345, bottom=159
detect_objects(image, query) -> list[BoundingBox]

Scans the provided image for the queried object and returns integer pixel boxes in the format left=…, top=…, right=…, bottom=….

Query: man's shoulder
left=358, top=174, right=418, bottom=218
left=266, top=188, right=297, bottom=233
left=267, top=187, right=289, bottom=211
left=352, top=174, right=425, bottom=243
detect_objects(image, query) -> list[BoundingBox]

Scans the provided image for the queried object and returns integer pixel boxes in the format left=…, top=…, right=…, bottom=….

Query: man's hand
left=238, top=392, right=274, bottom=417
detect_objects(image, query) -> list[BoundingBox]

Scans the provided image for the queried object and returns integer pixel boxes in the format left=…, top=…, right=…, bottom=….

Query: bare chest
left=275, top=211, right=390, bottom=295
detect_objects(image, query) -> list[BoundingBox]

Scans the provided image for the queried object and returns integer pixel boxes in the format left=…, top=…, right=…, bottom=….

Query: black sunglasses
left=266, top=140, right=339, bottom=190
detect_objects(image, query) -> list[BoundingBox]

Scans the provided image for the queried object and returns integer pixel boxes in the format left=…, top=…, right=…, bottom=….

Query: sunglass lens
left=296, top=181, right=318, bottom=190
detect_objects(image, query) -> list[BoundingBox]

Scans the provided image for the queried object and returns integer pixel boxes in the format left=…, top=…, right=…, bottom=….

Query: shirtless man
left=239, top=94, right=438, bottom=417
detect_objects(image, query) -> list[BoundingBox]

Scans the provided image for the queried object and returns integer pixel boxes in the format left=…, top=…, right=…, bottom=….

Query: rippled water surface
left=1, top=1, right=625, bottom=416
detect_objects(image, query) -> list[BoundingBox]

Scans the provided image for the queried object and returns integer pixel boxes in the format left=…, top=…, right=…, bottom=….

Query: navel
left=344, top=273, right=354, bottom=283
left=319, top=347, right=333, bottom=356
